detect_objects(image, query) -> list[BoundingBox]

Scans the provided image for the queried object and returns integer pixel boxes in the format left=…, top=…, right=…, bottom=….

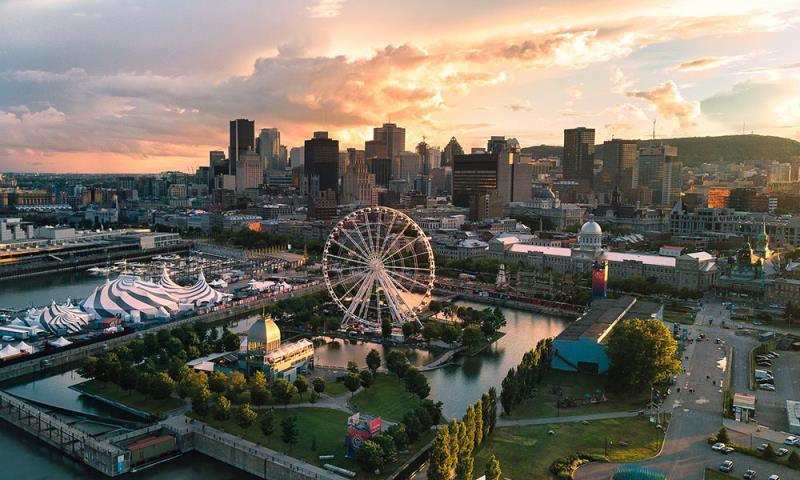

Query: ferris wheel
left=322, top=206, right=435, bottom=329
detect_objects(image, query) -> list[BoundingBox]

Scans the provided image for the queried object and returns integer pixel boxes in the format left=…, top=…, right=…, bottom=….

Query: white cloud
left=626, top=81, right=700, bottom=129
left=307, top=0, right=346, bottom=19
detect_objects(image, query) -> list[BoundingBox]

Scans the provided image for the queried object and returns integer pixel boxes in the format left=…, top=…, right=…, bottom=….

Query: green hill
left=523, top=134, right=800, bottom=167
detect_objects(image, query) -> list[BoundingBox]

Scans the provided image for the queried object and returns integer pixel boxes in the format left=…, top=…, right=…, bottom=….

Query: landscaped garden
left=349, top=373, right=422, bottom=422
left=73, top=379, right=184, bottom=417
left=473, top=417, right=666, bottom=479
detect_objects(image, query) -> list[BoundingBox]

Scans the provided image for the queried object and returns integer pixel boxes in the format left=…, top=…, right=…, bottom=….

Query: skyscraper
left=563, top=127, right=595, bottom=193
left=209, top=150, right=228, bottom=183
left=368, top=157, right=392, bottom=187
left=452, top=152, right=497, bottom=208
left=639, top=144, right=679, bottom=206
left=372, top=123, right=405, bottom=160
left=289, top=147, right=304, bottom=168
left=229, top=119, right=255, bottom=175
left=597, top=139, right=638, bottom=200
left=304, top=131, right=339, bottom=199
left=235, top=151, right=264, bottom=192
left=257, top=128, right=281, bottom=171
left=442, top=137, right=464, bottom=167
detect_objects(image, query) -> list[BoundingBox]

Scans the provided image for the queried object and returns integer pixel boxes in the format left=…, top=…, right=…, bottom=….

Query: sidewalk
left=496, top=410, right=640, bottom=427
left=723, top=417, right=791, bottom=445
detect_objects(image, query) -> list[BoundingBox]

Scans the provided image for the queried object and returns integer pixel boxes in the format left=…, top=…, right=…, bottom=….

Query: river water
left=0, top=272, right=567, bottom=477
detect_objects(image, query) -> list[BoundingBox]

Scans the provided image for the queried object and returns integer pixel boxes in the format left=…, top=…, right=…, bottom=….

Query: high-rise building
left=442, top=137, right=464, bottom=167
left=496, top=148, right=533, bottom=204
left=372, top=123, right=405, bottom=160
left=257, top=128, right=281, bottom=171
left=395, top=151, right=421, bottom=182
left=638, top=144, right=680, bottom=206
left=452, top=152, right=497, bottom=208
left=768, top=161, right=793, bottom=183
left=365, top=140, right=387, bottom=159
left=341, top=157, right=377, bottom=206
left=209, top=150, right=228, bottom=189
left=289, top=147, right=304, bottom=168
left=368, top=158, right=392, bottom=187
left=597, top=139, right=638, bottom=200
left=487, top=136, right=507, bottom=154
left=304, top=131, right=339, bottom=199
left=563, top=127, right=595, bottom=193
left=229, top=119, right=255, bottom=175
left=235, top=151, right=263, bottom=192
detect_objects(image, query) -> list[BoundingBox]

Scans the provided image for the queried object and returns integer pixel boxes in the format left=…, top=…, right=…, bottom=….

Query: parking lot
left=752, top=351, right=800, bottom=431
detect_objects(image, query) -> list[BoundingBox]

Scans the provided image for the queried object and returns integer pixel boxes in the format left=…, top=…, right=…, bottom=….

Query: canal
left=0, top=273, right=567, bottom=477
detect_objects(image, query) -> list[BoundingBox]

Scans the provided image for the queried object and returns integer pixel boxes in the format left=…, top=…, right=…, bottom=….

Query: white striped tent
left=79, top=274, right=180, bottom=320
left=159, top=268, right=228, bottom=306
left=23, top=300, right=92, bottom=334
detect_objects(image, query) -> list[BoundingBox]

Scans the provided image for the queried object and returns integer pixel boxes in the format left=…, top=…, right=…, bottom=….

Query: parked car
left=775, top=447, right=789, bottom=456
left=767, top=475, right=779, bottom=480
left=757, top=378, right=774, bottom=385
left=720, top=460, right=734, bottom=473
left=743, top=469, right=757, bottom=479
left=722, top=446, right=735, bottom=454
left=759, top=384, right=776, bottom=391
left=785, top=436, right=799, bottom=446
left=712, top=442, right=727, bottom=451
left=756, top=443, right=768, bottom=452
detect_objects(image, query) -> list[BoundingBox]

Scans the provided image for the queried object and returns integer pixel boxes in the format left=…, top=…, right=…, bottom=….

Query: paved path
left=497, top=411, right=640, bottom=427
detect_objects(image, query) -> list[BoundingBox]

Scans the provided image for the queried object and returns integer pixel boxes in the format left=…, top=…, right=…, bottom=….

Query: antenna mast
left=652, top=119, right=656, bottom=140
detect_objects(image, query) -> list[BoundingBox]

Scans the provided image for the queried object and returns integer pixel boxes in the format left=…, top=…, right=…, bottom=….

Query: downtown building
left=229, top=119, right=255, bottom=175
left=304, top=132, right=339, bottom=220
left=638, top=144, right=681, bottom=206
left=563, top=127, right=595, bottom=195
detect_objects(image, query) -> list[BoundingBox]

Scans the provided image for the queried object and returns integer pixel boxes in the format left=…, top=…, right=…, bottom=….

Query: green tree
left=386, top=350, right=410, bottom=377
left=357, top=440, right=385, bottom=472
left=387, top=424, right=409, bottom=450
left=312, top=377, right=326, bottom=394
left=260, top=408, right=275, bottom=437
left=213, top=395, right=231, bottom=420
left=427, top=428, right=452, bottom=480
left=347, top=360, right=360, bottom=374
left=192, top=387, right=211, bottom=416
left=381, top=318, right=392, bottom=338
left=118, top=365, right=138, bottom=391
left=280, top=415, right=299, bottom=450
left=150, top=372, right=175, bottom=400
left=455, top=455, right=474, bottom=480
left=461, top=324, right=484, bottom=349
left=788, top=450, right=800, bottom=468
left=473, top=399, right=484, bottom=450
left=208, top=371, right=228, bottom=393
left=484, top=454, right=501, bottom=480
left=448, top=419, right=460, bottom=475
left=359, top=369, right=374, bottom=388
left=271, top=378, right=298, bottom=407
left=403, top=368, right=431, bottom=398
left=373, top=433, right=398, bottom=464
left=366, top=349, right=382, bottom=373
left=344, top=372, right=361, bottom=397
left=293, top=375, right=309, bottom=399
left=221, top=330, right=240, bottom=351
left=716, top=427, right=730, bottom=444
left=606, top=318, right=681, bottom=392
left=236, top=403, right=257, bottom=428
left=422, top=322, right=442, bottom=341
left=251, top=385, right=270, bottom=405
left=228, top=371, right=247, bottom=397
left=763, top=442, right=775, bottom=461
left=402, top=322, right=415, bottom=339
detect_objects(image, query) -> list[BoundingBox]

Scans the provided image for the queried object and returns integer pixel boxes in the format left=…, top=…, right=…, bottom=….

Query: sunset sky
left=1, top=0, right=799, bottom=173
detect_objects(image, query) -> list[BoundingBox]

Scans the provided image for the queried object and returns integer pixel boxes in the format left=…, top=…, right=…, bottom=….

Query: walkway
left=418, top=347, right=463, bottom=372
left=496, top=410, right=640, bottom=427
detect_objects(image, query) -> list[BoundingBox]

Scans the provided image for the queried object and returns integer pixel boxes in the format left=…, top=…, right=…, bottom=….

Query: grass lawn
left=324, top=380, right=348, bottom=397
left=664, top=303, right=696, bottom=325
left=74, top=380, right=184, bottom=417
left=474, top=416, right=665, bottom=480
left=191, top=406, right=434, bottom=479
left=349, top=374, right=421, bottom=422
left=505, top=371, right=649, bottom=420
left=704, top=469, right=734, bottom=480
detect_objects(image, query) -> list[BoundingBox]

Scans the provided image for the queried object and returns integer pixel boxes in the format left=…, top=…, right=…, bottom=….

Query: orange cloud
left=626, top=81, right=700, bottom=129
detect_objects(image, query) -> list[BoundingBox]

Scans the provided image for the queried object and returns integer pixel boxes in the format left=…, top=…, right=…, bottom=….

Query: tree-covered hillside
left=522, top=134, right=800, bottom=167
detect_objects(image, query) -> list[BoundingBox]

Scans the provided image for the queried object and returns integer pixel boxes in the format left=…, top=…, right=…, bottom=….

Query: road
left=576, top=299, right=798, bottom=480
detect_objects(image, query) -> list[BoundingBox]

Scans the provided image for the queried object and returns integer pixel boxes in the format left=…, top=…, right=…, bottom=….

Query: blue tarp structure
left=611, top=465, right=667, bottom=480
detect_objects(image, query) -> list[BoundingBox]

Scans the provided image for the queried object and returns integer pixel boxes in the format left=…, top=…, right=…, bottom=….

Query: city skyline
left=1, top=0, right=800, bottom=173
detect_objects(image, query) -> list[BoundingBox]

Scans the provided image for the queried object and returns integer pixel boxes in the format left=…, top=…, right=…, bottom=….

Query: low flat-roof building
left=733, top=393, right=756, bottom=423
left=788, top=400, right=800, bottom=435
left=552, top=296, right=662, bottom=375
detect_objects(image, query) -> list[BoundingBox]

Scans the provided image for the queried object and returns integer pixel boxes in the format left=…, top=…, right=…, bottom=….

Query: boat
left=87, top=267, right=112, bottom=275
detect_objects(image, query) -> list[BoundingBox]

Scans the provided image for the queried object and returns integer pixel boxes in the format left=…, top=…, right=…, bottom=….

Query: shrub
left=550, top=453, right=606, bottom=479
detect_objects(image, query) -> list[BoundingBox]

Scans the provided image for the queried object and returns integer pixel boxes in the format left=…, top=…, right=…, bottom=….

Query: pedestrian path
left=496, top=410, right=640, bottom=427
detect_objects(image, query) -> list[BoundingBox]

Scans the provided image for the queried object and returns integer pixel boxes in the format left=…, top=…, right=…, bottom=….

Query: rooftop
left=555, top=296, right=638, bottom=344
left=508, top=244, right=572, bottom=257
